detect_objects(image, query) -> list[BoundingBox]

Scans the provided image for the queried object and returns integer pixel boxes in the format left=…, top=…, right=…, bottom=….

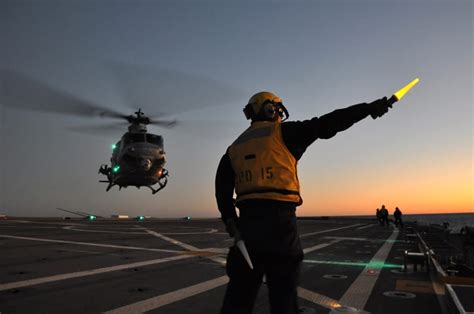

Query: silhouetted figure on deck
left=394, top=207, right=403, bottom=228
left=376, top=208, right=381, bottom=224
left=380, top=205, right=389, bottom=227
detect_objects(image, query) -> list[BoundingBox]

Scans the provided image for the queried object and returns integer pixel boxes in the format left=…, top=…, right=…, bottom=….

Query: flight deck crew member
left=394, top=207, right=403, bottom=228
left=380, top=205, right=389, bottom=227
left=215, top=91, right=392, bottom=314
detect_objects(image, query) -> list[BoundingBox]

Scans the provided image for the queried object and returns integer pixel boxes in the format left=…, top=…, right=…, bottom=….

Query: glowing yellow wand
left=388, top=78, right=420, bottom=105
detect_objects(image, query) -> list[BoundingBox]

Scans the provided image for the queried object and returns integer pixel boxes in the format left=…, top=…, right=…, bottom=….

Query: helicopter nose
left=140, top=159, right=152, bottom=171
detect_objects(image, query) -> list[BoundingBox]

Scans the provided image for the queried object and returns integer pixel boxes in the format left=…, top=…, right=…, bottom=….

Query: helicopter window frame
left=146, top=134, right=163, bottom=146
left=123, top=133, right=146, bottom=145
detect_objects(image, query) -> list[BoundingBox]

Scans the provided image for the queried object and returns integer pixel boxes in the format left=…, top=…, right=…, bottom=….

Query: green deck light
left=88, top=215, right=97, bottom=221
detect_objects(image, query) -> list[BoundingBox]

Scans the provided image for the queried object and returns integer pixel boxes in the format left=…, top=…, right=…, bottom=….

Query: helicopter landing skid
left=99, top=180, right=117, bottom=192
left=98, top=169, right=169, bottom=195
left=99, top=179, right=167, bottom=194
left=147, top=177, right=168, bottom=194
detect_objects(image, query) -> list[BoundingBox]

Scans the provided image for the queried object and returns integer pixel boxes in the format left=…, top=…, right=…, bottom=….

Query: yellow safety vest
left=228, top=121, right=301, bottom=204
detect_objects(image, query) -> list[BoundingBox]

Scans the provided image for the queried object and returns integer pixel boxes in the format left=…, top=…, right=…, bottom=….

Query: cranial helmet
left=243, top=91, right=289, bottom=121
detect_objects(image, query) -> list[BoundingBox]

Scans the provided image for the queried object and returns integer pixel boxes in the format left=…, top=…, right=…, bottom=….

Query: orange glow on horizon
left=297, top=151, right=472, bottom=217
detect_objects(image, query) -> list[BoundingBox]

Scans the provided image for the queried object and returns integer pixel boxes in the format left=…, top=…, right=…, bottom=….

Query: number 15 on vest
left=238, top=167, right=274, bottom=183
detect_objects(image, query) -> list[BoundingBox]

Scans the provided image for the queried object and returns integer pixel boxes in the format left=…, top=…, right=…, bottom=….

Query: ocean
left=402, top=213, right=474, bottom=233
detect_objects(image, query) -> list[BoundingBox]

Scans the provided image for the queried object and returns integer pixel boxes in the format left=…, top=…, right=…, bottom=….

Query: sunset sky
left=0, top=0, right=472, bottom=217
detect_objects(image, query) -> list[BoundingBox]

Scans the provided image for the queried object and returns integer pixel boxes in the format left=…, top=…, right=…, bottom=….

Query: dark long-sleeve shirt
left=215, top=101, right=376, bottom=222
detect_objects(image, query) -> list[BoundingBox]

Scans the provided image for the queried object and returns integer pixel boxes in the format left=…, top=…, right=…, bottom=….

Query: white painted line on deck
left=202, top=247, right=229, bottom=254
left=0, top=234, right=182, bottom=254
left=142, top=228, right=198, bottom=251
left=323, top=236, right=370, bottom=241
left=162, top=228, right=218, bottom=235
left=0, top=226, right=61, bottom=229
left=63, top=226, right=147, bottom=235
left=7, top=220, right=84, bottom=226
left=0, top=254, right=192, bottom=292
left=104, top=275, right=229, bottom=314
left=330, top=228, right=399, bottom=313
left=303, top=240, right=342, bottom=254
left=141, top=228, right=227, bottom=265
left=298, top=287, right=369, bottom=313
left=300, top=224, right=363, bottom=238
left=356, top=224, right=376, bottom=230
left=59, top=248, right=121, bottom=256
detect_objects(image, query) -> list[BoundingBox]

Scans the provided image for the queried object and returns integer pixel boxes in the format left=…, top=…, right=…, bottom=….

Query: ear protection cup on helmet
left=262, top=101, right=276, bottom=119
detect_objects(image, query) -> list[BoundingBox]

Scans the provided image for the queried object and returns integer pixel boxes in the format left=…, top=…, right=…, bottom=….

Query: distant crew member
left=380, top=205, right=389, bottom=227
left=376, top=208, right=381, bottom=224
left=394, top=207, right=403, bottom=228
left=216, top=91, right=392, bottom=314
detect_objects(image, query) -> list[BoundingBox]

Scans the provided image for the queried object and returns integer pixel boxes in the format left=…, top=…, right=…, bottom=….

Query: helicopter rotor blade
left=0, top=69, right=129, bottom=120
left=148, top=118, right=178, bottom=128
left=108, top=62, right=247, bottom=117
left=66, top=122, right=128, bottom=136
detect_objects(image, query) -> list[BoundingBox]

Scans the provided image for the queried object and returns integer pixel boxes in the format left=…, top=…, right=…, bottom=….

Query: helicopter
left=0, top=65, right=245, bottom=195
left=97, top=108, right=176, bottom=194
left=0, top=68, right=180, bottom=195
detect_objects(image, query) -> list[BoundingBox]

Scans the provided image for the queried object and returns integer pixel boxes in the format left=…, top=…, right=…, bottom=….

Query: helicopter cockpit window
left=146, top=134, right=163, bottom=146
left=123, top=133, right=145, bottom=145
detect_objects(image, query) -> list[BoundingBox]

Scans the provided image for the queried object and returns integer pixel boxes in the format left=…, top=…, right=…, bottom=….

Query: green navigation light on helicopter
left=138, top=216, right=145, bottom=221
left=88, top=215, right=97, bottom=221
left=112, top=144, right=117, bottom=151
left=112, top=165, right=121, bottom=173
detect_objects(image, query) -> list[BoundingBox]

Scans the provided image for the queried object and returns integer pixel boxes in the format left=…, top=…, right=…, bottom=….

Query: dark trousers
left=220, top=208, right=303, bottom=314
left=394, top=217, right=403, bottom=228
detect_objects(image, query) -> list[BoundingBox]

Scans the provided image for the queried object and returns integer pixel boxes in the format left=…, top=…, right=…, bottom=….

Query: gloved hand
left=225, top=218, right=242, bottom=242
left=369, top=97, right=392, bottom=119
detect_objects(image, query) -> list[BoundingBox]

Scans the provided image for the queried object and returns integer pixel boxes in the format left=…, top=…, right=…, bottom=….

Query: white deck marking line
left=0, top=234, right=182, bottom=254
left=161, top=228, right=218, bottom=235
left=64, top=225, right=218, bottom=235
left=300, top=224, right=362, bottom=238
left=323, top=236, right=370, bottom=241
left=63, top=226, right=147, bottom=235
left=104, top=275, right=229, bottom=314
left=298, top=287, right=369, bottom=313
left=7, top=220, right=83, bottom=226
left=330, top=228, right=398, bottom=313
left=323, top=236, right=399, bottom=243
left=0, top=226, right=60, bottom=229
left=303, top=240, right=341, bottom=254
left=0, top=254, right=192, bottom=292
left=356, top=224, right=376, bottom=230
left=142, top=228, right=227, bottom=265
left=142, top=228, right=198, bottom=251
left=202, top=247, right=229, bottom=254
left=59, top=248, right=121, bottom=256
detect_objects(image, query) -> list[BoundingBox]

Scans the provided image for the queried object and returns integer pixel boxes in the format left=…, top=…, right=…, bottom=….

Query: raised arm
left=282, top=98, right=390, bottom=159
